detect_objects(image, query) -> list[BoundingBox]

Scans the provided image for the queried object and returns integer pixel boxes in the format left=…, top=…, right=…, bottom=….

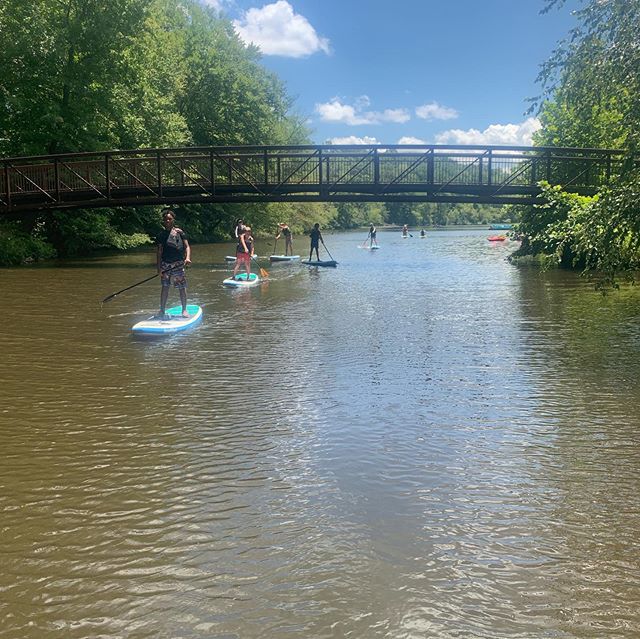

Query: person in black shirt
left=232, top=225, right=254, bottom=280
left=309, top=223, right=323, bottom=261
left=368, top=223, right=378, bottom=247
left=156, top=209, right=191, bottom=318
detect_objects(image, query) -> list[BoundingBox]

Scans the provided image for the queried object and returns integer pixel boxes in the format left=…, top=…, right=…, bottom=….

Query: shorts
left=310, top=241, right=319, bottom=249
left=236, top=251, right=251, bottom=265
left=160, top=260, right=187, bottom=289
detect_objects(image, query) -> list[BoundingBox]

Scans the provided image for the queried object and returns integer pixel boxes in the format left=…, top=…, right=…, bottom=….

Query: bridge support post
left=427, top=149, right=434, bottom=191
left=157, top=151, right=163, bottom=196
left=209, top=150, right=215, bottom=194
left=263, top=150, right=269, bottom=186
left=54, top=158, right=60, bottom=203
left=105, top=154, right=111, bottom=200
left=487, top=150, right=493, bottom=186
left=3, top=162, right=10, bottom=208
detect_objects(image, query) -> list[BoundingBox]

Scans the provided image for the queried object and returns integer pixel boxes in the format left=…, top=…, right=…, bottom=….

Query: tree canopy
left=514, top=0, right=640, bottom=285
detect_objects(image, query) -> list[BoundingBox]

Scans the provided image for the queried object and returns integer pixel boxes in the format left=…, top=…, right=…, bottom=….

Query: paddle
left=102, top=272, right=159, bottom=304
left=252, top=255, right=269, bottom=278
left=101, top=262, right=186, bottom=303
left=360, top=233, right=370, bottom=248
left=321, top=240, right=337, bottom=263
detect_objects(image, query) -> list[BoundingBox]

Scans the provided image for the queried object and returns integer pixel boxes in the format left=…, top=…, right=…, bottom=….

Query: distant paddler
left=275, top=222, right=293, bottom=256
left=309, top=223, right=323, bottom=261
left=368, top=223, right=378, bottom=247
left=232, top=225, right=255, bottom=280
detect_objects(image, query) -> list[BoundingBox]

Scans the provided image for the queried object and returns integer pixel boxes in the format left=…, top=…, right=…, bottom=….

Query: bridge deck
left=1, top=144, right=635, bottom=212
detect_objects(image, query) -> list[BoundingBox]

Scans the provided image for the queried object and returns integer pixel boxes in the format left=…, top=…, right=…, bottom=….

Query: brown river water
left=2, top=228, right=640, bottom=638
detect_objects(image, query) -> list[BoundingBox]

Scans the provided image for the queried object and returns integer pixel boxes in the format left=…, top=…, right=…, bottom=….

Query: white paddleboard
left=225, top=255, right=259, bottom=262
left=132, top=304, right=203, bottom=335
left=223, top=272, right=262, bottom=288
left=269, top=255, right=300, bottom=262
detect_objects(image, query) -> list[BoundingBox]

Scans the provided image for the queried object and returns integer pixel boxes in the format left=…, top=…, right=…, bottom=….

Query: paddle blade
left=260, top=266, right=269, bottom=278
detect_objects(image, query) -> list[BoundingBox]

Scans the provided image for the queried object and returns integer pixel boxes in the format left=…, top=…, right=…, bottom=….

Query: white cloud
left=233, top=1, right=330, bottom=58
left=415, top=102, right=459, bottom=121
left=397, top=136, right=427, bottom=145
left=316, top=99, right=372, bottom=125
left=326, top=136, right=380, bottom=145
left=315, top=98, right=410, bottom=125
left=382, top=108, right=410, bottom=124
left=435, top=117, right=541, bottom=146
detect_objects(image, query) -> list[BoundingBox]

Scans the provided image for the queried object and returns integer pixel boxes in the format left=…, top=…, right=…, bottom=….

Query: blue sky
left=206, top=0, right=579, bottom=146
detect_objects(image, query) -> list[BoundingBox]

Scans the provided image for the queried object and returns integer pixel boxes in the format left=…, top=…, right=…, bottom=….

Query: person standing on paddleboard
left=275, top=223, right=293, bottom=256
left=369, top=223, right=378, bottom=247
left=232, top=225, right=254, bottom=280
left=309, top=223, right=323, bottom=261
left=157, top=209, right=191, bottom=318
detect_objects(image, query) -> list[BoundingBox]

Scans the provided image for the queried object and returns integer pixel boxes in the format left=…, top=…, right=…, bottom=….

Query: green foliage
left=534, top=0, right=640, bottom=149
left=517, top=0, right=640, bottom=286
left=0, top=223, right=57, bottom=264
left=572, top=169, right=640, bottom=286
left=334, top=202, right=384, bottom=229
left=0, top=0, right=317, bottom=262
left=512, top=182, right=597, bottom=268
left=47, top=209, right=153, bottom=256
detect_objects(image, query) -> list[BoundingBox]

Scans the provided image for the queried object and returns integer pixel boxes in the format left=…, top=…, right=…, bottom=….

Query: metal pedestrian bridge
left=1, top=144, right=636, bottom=213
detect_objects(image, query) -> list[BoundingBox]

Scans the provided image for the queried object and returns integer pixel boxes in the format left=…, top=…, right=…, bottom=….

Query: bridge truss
left=0, top=144, right=635, bottom=213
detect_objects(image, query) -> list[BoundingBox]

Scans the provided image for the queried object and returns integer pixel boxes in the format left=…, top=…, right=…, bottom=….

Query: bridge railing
left=1, top=144, right=635, bottom=211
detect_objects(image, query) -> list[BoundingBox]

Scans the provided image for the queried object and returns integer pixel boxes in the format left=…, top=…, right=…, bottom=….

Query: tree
left=534, top=0, right=640, bottom=149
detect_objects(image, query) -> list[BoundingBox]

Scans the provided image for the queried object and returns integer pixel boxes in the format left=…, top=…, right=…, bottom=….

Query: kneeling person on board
left=157, top=209, right=191, bottom=318
left=309, top=223, right=323, bottom=261
left=233, top=225, right=254, bottom=280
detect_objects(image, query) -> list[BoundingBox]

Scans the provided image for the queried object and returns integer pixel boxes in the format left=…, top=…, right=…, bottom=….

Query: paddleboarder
left=275, top=223, right=293, bottom=256
left=420, top=229, right=426, bottom=238
left=368, top=223, right=378, bottom=247
left=232, top=225, right=254, bottom=280
left=402, top=224, right=409, bottom=237
left=156, top=209, right=191, bottom=318
left=309, top=223, right=323, bottom=261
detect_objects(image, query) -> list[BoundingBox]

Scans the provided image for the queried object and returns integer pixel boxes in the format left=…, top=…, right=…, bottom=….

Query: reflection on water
left=2, top=229, right=640, bottom=638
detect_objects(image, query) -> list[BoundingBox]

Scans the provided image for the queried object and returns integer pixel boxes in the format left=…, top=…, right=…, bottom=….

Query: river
left=2, top=228, right=640, bottom=638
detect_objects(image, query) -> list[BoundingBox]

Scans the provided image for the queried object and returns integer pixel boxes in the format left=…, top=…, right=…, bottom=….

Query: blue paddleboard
left=302, top=259, right=338, bottom=267
left=132, top=304, right=203, bottom=335
left=223, top=272, right=262, bottom=287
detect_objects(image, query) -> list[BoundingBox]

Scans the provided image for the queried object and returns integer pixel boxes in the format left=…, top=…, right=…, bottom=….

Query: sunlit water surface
left=2, top=229, right=640, bottom=638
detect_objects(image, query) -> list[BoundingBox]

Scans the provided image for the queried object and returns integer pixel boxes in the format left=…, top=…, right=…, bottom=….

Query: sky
left=203, top=0, right=580, bottom=146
